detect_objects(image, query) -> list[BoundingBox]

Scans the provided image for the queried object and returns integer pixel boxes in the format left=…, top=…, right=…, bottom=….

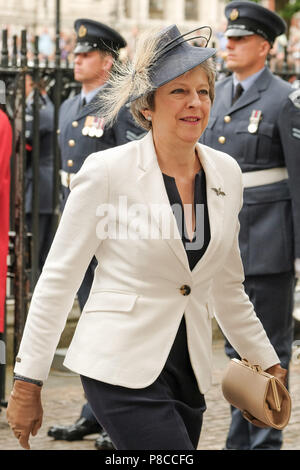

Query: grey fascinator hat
left=100, top=24, right=216, bottom=127
left=130, top=24, right=216, bottom=101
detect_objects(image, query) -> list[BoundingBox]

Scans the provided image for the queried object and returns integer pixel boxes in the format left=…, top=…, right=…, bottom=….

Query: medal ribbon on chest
left=248, top=110, right=262, bottom=134
left=82, top=116, right=105, bottom=137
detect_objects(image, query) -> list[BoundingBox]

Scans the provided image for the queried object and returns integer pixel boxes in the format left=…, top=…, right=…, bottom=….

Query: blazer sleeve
left=211, top=191, right=280, bottom=371
left=14, top=153, right=109, bottom=380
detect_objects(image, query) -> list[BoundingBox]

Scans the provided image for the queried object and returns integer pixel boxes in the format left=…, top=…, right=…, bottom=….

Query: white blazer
left=14, top=131, right=279, bottom=393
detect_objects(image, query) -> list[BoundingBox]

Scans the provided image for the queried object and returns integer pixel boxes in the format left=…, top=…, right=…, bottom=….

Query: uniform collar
left=80, top=85, right=104, bottom=104
left=233, top=67, right=266, bottom=93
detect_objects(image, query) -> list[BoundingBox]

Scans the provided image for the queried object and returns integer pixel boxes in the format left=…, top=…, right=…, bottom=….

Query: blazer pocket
left=84, top=291, right=138, bottom=313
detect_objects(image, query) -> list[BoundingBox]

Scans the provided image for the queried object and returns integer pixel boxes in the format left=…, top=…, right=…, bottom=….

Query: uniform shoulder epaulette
left=288, top=89, right=300, bottom=109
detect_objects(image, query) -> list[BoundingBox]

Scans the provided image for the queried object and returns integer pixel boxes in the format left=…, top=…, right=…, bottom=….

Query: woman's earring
left=146, top=115, right=152, bottom=122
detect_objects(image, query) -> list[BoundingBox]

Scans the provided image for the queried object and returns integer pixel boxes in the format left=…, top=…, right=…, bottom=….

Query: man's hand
left=6, top=380, right=43, bottom=449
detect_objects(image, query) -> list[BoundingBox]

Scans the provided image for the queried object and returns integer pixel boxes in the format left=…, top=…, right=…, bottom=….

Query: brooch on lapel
left=211, top=187, right=226, bottom=196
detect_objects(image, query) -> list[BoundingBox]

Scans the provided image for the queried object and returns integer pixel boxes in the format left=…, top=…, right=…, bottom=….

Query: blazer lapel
left=136, top=132, right=190, bottom=272
left=191, top=143, right=225, bottom=275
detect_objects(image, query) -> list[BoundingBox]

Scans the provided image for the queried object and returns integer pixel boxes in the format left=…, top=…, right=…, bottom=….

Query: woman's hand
left=6, top=380, right=43, bottom=449
left=265, top=363, right=288, bottom=387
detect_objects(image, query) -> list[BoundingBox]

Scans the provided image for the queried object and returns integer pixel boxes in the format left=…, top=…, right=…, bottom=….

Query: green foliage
left=279, top=1, right=300, bottom=20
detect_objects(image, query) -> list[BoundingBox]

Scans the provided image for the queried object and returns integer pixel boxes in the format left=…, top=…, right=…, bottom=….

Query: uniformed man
left=48, top=19, right=145, bottom=450
left=25, top=74, right=55, bottom=276
left=201, top=1, right=300, bottom=450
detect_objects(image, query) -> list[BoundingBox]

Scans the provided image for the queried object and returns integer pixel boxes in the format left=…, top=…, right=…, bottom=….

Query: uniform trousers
left=81, top=317, right=206, bottom=450
left=225, top=271, right=295, bottom=450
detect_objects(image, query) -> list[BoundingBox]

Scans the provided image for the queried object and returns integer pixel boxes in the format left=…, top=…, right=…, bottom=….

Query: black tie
left=81, top=97, right=86, bottom=107
left=232, top=83, right=244, bottom=105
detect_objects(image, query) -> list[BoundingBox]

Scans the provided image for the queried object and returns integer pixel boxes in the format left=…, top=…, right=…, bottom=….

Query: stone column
left=131, top=0, right=149, bottom=22
left=199, top=0, right=227, bottom=30
left=164, top=0, right=184, bottom=23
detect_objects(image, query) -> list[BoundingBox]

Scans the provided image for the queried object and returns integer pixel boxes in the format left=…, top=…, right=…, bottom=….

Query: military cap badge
left=230, top=8, right=239, bottom=21
left=78, top=25, right=87, bottom=38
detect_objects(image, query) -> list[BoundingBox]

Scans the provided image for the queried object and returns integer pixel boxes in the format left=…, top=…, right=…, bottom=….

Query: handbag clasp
left=241, top=358, right=262, bottom=373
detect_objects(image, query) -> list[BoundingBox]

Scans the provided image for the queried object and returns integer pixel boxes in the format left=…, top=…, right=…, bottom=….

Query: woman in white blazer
left=7, top=24, right=286, bottom=450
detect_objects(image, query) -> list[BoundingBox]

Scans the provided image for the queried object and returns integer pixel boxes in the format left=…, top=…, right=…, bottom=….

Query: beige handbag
left=222, top=358, right=291, bottom=430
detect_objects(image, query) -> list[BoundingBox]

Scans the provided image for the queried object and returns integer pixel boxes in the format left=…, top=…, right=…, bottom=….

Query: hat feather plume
left=99, top=28, right=162, bottom=126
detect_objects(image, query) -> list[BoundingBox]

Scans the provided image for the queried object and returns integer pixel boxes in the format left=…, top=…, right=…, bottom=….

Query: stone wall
left=0, top=0, right=227, bottom=39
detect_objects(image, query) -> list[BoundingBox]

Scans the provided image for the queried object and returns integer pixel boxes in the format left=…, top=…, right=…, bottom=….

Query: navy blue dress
left=81, top=169, right=211, bottom=450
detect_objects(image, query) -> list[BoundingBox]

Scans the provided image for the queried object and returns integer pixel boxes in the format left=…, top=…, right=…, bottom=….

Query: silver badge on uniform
left=248, top=110, right=262, bottom=134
